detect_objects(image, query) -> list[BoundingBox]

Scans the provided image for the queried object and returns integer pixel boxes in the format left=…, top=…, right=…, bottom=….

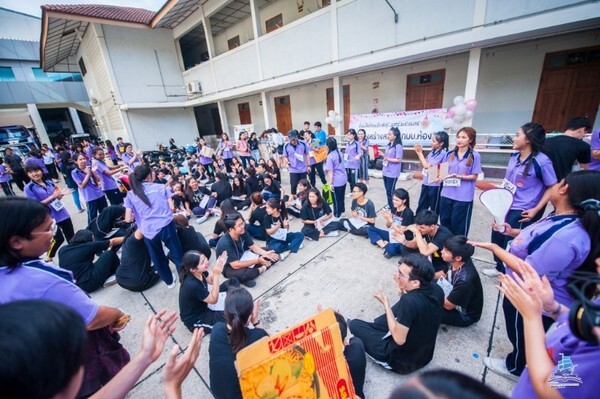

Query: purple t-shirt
left=284, top=141, right=310, bottom=173
left=382, top=143, right=403, bottom=178
left=219, top=140, right=234, bottom=159
left=124, top=182, right=173, bottom=239
left=0, top=260, right=98, bottom=325
left=440, top=148, right=483, bottom=202
left=423, top=148, right=448, bottom=187
left=512, top=300, right=600, bottom=399
left=505, top=152, right=557, bottom=210
left=121, top=152, right=141, bottom=172
left=344, top=140, right=362, bottom=169
left=307, top=139, right=319, bottom=166
left=71, top=168, right=105, bottom=202
left=0, top=165, right=9, bottom=183
left=507, top=215, right=590, bottom=306
left=325, top=150, right=347, bottom=187
left=197, top=146, right=214, bottom=165
left=92, top=159, right=118, bottom=191
left=25, top=157, right=48, bottom=174
left=589, top=128, right=600, bottom=171
left=24, top=181, right=70, bottom=223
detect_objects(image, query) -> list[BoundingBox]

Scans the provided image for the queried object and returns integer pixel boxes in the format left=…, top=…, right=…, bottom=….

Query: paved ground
left=40, top=173, right=518, bottom=398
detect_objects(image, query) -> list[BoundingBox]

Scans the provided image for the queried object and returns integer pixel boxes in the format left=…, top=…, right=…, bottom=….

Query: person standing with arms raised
left=414, top=131, right=449, bottom=215
left=382, top=128, right=403, bottom=210
left=92, top=147, right=126, bottom=205
left=282, top=130, right=311, bottom=196
left=72, top=153, right=107, bottom=225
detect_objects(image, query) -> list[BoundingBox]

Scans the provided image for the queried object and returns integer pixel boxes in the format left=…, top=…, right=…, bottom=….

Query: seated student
left=230, top=174, right=251, bottom=210
left=247, top=192, right=268, bottom=241
left=168, top=181, right=187, bottom=215
left=58, top=229, right=123, bottom=293
left=209, top=200, right=239, bottom=247
left=385, top=210, right=453, bottom=279
left=349, top=254, right=444, bottom=374
left=173, top=214, right=212, bottom=260
left=264, top=198, right=305, bottom=260
left=439, top=236, right=483, bottom=327
left=285, top=178, right=310, bottom=218
left=179, top=251, right=236, bottom=333
left=209, top=288, right=267, bottom=399
left=215, top=214, right=279, bottom=288
left=87, top=205, right=131, bottom=241
left=211, top=172, right=233, bottom=205
left=260, top=174, right=283, bottom=201
left=300, top=188, right=341, bottom=240
left=116, top=227, right=160, bottom=292
left=266, top=158, right=281, bottom=182
left=339, top=182, right=376, bottom=236
left=244, top=167, right=262, bottom=194
left=335, top=312, right=366, bottom=399
left=185, top=177, right=217, bottom=224
left=367, top=188, right=415, bottom=249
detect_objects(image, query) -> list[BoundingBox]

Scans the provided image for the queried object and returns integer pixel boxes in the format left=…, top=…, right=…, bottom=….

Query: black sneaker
left=383, top=252, right=393, bottom=259
left=243, top=279, right=257, bottom=288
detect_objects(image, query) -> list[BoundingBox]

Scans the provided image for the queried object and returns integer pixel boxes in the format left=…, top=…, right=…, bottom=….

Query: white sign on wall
left=349, top=109, right=447, bottom=146
left=233, top=124, right=254, bottom=138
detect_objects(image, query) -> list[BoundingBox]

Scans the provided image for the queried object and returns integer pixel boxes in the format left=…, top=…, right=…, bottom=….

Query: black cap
left=288, top=129, right=298, bottom=139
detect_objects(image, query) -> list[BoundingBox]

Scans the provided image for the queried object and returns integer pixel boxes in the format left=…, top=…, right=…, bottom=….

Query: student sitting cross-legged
left=367, top=188, right=414, bottom=250
left=300, top=188, right=341, bottom=241
left=263, top=197, right=305, bottom=260
left=339, top=182, right=376, bottom=236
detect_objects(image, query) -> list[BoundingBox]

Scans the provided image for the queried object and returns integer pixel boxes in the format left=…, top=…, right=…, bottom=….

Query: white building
left=0, top=7, right=92, bottom=146
left=40, top=0, right=600, bottom=151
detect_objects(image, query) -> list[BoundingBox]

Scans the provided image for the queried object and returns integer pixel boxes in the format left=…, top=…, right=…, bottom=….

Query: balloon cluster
left=325, top=110, right=343, bottom=126
left=443, top=96, right=477, bottom=132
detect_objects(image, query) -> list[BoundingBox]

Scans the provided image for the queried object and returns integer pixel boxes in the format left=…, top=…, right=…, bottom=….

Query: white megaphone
left=479, top=188, right=514, bottom=233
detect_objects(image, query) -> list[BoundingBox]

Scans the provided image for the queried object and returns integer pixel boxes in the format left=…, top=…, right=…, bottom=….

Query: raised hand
left=140, top=310, right=178, bottom=363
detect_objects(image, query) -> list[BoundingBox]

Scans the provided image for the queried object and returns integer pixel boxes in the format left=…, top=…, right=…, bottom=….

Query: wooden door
left=533, top=47, right=600, bottom=132
left=238, top=102, right=251, bottom=124
left=325, top=85, right=350, bottom=135
left=211, top=107, right=223, bottom=135
left=405, top=69, right=445, bottom=111
left=274, top=95, right=292, bottom=134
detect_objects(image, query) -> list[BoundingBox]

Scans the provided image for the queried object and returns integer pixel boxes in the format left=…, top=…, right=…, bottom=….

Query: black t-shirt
left=350, top=199, right=377, bottom=226
left=211, top=180, right=232, bottom=204
left=178, top=273, right=210, bottom=331
left=374, top=283, right=444, bottom=374
left=245, top=175, right=262, bottom=193
left=209, top=322, right=268, bottom=399
left=392, top=207, right=415, bottom=241
left=171, top=193, right=186, bottom=209
left=446, top=259, right=484, bottom=322
left=262, top=179, right=281, bottom=195
left=116, top=234, right=156, bottom=289
left=542, top=135, right=591, bottom=181
left=4, top=154, right=23, bottom=171
left=216, top=232, right=255, bottom=263
left=58, top=241, right=110, bottom=284
left=426, top=225, right=453, bottom=273
left=300, top=202, right=332, bottom=221
left=186, top=189, right=204, bottom=209
left=176, top=225, right=211, bottom=260
left=249, top=205, right=268, bottom=227
left=263, top=213, right=285, bottom=239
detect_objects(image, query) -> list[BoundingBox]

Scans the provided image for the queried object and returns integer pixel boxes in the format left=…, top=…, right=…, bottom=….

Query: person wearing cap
left=282, top=130, right=311, bottom=196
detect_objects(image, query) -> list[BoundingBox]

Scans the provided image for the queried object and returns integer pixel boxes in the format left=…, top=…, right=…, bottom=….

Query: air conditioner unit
left=187, top=81, right=202, bottom=95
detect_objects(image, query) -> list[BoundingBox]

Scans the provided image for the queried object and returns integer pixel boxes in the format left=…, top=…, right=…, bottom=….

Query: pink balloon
left=465, top=99, right=477, bottom=111
left=447, top=106, right=456, bottom=118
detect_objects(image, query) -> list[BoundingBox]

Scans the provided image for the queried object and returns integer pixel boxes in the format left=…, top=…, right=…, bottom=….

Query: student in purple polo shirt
left=218, top=133, right=234, bottom=172
left=382, top=127, right=404, bottom=210
left=25, top=150, right=49, bottom=178
left=283, top=130, right=311, bottom=196
left=590, top=128, right=600, bottom=171
left=344, top=129, right=363, bottom=195
left=72, top=153, right=108, bottom=225
left=357, top=129, right=370, bottom=186
left=197, top=137, right=215, bottom=178
left=24, top=163, right=74, bottom=261
left=414, top=131, right=449, bottom=215
left=125, top=164, right=184, bottom=288
left=92, top=146, right=126, bottom=206
left=121, top=143, right=142, bottom=172
left=471, top=170, right=600, bottom=381
left=325, top=136, right=348, bottom=218
left=0, top=157, right=15, bottom=196
left=439, top=127, right=482, bottom=236
left=484, top=123, right=557, bottom=277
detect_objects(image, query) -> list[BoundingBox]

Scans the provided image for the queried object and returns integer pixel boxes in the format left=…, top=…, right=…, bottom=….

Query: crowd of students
left=0, top=116, right=599, bottom=399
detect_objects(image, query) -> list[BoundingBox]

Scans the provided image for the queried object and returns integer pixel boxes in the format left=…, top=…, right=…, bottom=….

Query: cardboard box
left=237, top=309, right=356, bottom=399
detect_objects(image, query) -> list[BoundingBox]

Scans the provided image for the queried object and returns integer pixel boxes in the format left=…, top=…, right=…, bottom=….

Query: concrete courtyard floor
left=50, top=173, right=516, bottom=398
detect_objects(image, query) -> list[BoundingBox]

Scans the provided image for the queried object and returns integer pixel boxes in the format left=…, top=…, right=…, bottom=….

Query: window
left=265, top=14, right=283, bottom=33
left=227, top=36, right=241, bottom=50
left=32, top=68, right=83, bottom=82
left=78, top=57, right=87, bottom=76
left=0, top=67, right=16, bottom=81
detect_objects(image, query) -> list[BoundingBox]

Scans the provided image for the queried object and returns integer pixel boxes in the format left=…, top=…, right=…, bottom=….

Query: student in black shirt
left=244, top=167, right=262, bottom=194
left=335, top=312, right=366, bottom=398
left=263, top=198, right=305, bottom=258
left=439, top=236, right=484, bottom=327
left=58, top=229, right=122, bottom=293
left=367, top=188, right=415, bottom=249
left=209, top=200, right=239, bottom=247
left=339, top=182, right=376, bottom=236
left=247, top=192, right=268, bottom=241
left=260, top=174, right=282, bottom=201
left=349, top=253, right=444, bottom=374
left=178, top=250, right=234, bottom=333
left=542, top=117, right=592, bottom=181
left=231, top=174, right=251, bottom=210
left=300, top=188, right=341, bottom=240
left=185, top=177, right=216, bottom=222
left=285, top=178, right=310, bottom=217
left=211, top=172, right=233, bottom=205
left=116, top=227, right=160, bottom=292
left=86, top=205, right=130, bottom=240
left=173, top=214, right=211, bottom=260
left=209, top=288, right=268, bottom=399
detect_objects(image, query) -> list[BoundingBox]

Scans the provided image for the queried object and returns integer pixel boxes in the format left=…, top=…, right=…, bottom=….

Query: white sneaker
left=482, top=268, right=501, bottom=277
left=483, top=357, right=519, bottom=382
left=196, top=215, right=208, bottom=224
left=103, top=275, right=117, bottom=288
left=326, top=231, right=339, bottom=237
left=279, top=250, right=291, bottom=261
left=167, top=271, right=178, bottom=289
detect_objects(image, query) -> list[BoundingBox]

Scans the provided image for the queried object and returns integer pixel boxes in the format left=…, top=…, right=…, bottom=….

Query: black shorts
left=277, top=145, right=284, bottom=155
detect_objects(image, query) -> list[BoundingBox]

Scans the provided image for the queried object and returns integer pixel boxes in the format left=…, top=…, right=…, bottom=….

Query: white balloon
left=453, top=114, right=463, bottom=123
left=455, top=104, right=467, bottom=115
left=325, top=116, right=333, bottom=125
left=443, top=118, right=454, bottom=129
left=328, top=110, right=336, bottom=118
left=453, top=95, right=465, bottom=106
left=452, top=123, right=462, bottom=131
left=464, top=110, right=474, bottom=120
left=335, top=115, right=343, bottom=123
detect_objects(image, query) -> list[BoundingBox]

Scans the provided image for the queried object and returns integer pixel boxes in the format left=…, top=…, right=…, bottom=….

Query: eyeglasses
left=31, top=219, right=57, bottom=236
left=396, top=268, right=410, bottom=280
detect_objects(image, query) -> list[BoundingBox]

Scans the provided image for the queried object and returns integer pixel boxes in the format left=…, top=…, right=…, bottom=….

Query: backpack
left=322, top=183, right=334, bottom=204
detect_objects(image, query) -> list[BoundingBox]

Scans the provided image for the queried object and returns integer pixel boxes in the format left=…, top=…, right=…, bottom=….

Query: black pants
left=309, top=162, right=326, bottom=187
left=231, top=198, right=251, bottom=210
left=10, top=169, right=29, bottom=191
left=441, top=309, right=476, bottom=327
left=491, top=209, right=543, bottom=272
left=86, top=196, right=108, bottom=226
left=416, top=184, right=442, bottom=216
left=346, top=168, right=357, bottom=193
left=332, top=184, right=346, bottom=217
left=188, top=280, right=239, bottom=333
left=340, top=219, right=369, bottom=236
left=77, top=251, right=120, bottom=293
left=223, top=263, right=260, bottom=283
left=301, top=221, right=341, bottom=241
left=383, top=176, right=397, bottom=210
left=45, top=163, right=59, bottom=180
left=348, top=319, right=390, bottom=363
left=290, top=172, right=307, bottom=195
left=439, top=197, right=473, bottom=236
left=1, top=181, right=16, bottom=196
left=104, top=189, right=123, bottom=205
left=247, top=224, right=267, bottom=241
left=223, top=158, right=233, bottom=173
left=117, top=273, right=160, bottom=293
left=47, top=218, right=75, bottom=259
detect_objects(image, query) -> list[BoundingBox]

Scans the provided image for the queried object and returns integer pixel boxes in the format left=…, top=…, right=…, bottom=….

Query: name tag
left=501, top=178, right=517, bottom=195
left=422, top=168, right=428, bottom=178
left=344, top=153, right=349, bottom=162
left=382, top=160, right=389, bottom=167
left=294, top=153, right=304, bottom=162
left=50, top=199, right=65, bottom=212
left=445, top=178, right=461, bottom=187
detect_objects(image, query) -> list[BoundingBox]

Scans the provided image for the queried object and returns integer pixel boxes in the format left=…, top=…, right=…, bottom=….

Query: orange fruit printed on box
left=236, top=308, right=356, bottom=399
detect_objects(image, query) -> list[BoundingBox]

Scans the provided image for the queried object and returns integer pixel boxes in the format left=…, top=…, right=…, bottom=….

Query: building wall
left=224, top=93, right=264, bottom=133
left=214, top=15, right=254, bottom=56
left=126, top=108, right=199, bottom=150
left=484, top=0, right=582, bottom=23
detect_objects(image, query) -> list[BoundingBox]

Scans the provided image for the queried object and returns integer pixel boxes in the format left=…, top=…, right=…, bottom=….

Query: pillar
left=463, top=48, right=481, bottom=127
left=332, top=76, right=344, bottom=136
left=26, top=104, right=51, bottom=145
left=201, top=11, right=215, bottom=59
left=217, top=101, right=229, bottom=134
left=68, top=107, right=84, bottom=133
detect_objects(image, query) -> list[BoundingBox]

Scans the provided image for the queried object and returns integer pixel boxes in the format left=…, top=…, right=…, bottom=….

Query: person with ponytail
left=367, top=188, right=414, bottom=250
left=483, top=123, right=557, bottom=277
left=264, top=197, right=304, bottom=260
left=71, top=153, right=108, bottom=225
left=382, top=127, right=404, bottom=210
left=438, top=127, right=482, bottom=236
left=470, top=170, right=600, bottom=381
left=124, top=164, right=183, bottom=288
left=344, top=128, right=363, bottom=195
left=300, top=188, right=341, bottom=240
left=209, top=287, right=267, bottom=399
left=325, top=136, right=348, bottom=218
left=414, top=131, right=449, bottom=215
